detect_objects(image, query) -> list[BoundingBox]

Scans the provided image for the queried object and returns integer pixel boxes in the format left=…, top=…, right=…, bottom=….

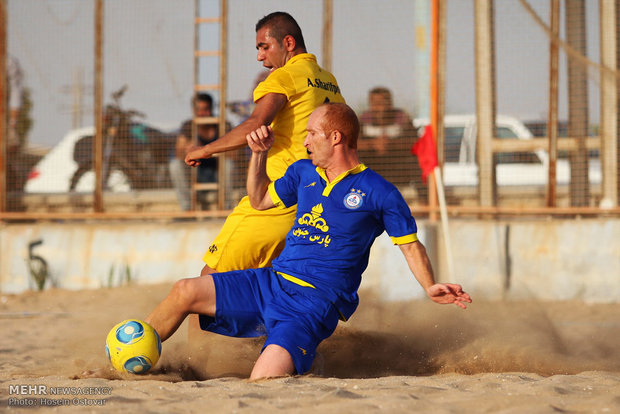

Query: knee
left=169, top=276, right=216, bottom=315
left=169, top=278, right=200, bottom=310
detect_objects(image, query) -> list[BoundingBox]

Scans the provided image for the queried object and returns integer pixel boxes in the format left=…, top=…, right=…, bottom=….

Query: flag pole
left=433, top=165, right=454, bottom=280
left=430, top=0, right=454, bottom=280
left=428, top=0, right=439, bottom=222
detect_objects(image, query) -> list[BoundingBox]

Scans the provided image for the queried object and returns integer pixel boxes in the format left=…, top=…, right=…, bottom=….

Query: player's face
left=256, top=27, right=287, bottom=71
left=304, top=107, right=332, bottom=168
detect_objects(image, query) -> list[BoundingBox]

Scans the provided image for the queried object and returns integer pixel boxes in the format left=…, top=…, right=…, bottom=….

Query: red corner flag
left=411, top=125, right=439, bottom=183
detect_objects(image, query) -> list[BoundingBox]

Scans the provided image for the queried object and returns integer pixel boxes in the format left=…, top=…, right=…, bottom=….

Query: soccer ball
left=105, top=319, right=161, bottom=374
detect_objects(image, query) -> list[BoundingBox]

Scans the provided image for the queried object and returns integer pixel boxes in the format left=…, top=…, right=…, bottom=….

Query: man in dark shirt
left=169, top=93, right=219, bottom=210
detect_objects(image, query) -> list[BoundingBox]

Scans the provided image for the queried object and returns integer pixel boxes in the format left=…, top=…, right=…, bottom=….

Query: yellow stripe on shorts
left=277, top=272, right=316, bottom=289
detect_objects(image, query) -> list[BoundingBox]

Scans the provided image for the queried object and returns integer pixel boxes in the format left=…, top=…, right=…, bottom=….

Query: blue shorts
left=199, top=268, right=340, bottom=374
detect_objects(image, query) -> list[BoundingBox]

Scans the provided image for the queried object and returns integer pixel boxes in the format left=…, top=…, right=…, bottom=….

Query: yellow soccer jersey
left=253, top=53, right=345, bottom=180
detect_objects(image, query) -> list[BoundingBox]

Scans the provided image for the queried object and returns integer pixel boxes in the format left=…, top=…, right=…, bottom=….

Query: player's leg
left=187, top=263, right=217, bottom=341
left=250, top=344, right=295, bottom=380
left=259, top=282, right=343, bottom=378
left=192, top=268, right=274, bottom=378
left=186, top=199, right=295, bottom=376
left=146, top=275, right=216, bottom=342
left=189, top=197, right=294, bottom=346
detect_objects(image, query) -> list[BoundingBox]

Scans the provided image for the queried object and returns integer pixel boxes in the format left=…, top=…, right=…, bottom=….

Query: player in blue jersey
left=145, top=103, right=471, bottom=380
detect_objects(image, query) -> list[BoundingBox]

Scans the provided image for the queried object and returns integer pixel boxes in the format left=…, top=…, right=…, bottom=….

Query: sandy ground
left=0, top=282, right=619, bottom=413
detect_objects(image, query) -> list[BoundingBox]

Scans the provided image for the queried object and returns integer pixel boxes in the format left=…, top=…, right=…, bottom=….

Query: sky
left=8, top=0, right=601, bottom=148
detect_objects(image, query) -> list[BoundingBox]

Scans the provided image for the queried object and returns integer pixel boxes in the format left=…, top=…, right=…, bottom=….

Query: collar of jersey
left=285, top=53, right=317, bottom=67
left=316, top=164, right=367, bottom=196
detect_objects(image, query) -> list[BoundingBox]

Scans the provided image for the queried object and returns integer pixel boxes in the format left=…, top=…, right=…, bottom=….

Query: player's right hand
left=426, top=283, right=472, bottom=309
left=185, top=147, right=209, bottom=167
left=246, top=125, right=274, bottom=153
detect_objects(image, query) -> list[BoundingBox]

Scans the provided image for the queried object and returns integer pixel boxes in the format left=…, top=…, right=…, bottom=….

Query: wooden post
left=436, top=0, right=446, bottom=167
left=217, top=0, right=227, bottom=210
left=617, top=0, right=620, bottom=204
left=428, top=0, right=439, bottom=221
left=474, top=0, right=497, bottom=207
left=191, top=0, right=198, bottom=211
left=547, top=0, right=559, bottom=207
left=94, top=0, right=104, bottom=212
left=0, top=0, right=6, bottom=213
left=565, top=0, right=590, bottom=206
left=600, top=0, right=618, bottom=207
left=322, top=0, right=333, bottom=72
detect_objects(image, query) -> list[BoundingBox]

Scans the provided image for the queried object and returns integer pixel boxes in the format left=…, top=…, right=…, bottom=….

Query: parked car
left=25, top=127, right=128, bottom=193
left=413, top=114, right=601, bottom=188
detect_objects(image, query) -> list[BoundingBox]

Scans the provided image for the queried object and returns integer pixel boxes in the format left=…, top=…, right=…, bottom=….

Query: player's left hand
left=426, top=283, right=472, bottom=309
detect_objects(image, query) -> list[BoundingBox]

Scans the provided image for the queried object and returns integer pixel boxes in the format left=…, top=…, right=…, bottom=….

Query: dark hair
left=193, top=93, right=213, bottom=108
left=320, top=103, right=360, bottom=149
left=255, top=11, right=306, bottom=51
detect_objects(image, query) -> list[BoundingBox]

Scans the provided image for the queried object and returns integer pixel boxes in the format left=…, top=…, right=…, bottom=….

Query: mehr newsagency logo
left=8, top=384, right=111, bottom=407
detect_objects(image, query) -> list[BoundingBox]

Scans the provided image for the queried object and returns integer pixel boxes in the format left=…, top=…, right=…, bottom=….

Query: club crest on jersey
left=344, top=188, right=365, bottom=210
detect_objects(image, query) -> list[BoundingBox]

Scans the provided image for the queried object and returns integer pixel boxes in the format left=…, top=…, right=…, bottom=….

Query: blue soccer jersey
left=268, top=159, right=418, bottom=320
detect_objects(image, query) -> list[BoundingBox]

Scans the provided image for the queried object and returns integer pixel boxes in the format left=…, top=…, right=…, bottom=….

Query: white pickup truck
left=413, top=114, right=601, bottom=188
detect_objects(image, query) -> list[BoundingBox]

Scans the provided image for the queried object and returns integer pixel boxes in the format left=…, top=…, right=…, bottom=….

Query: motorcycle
left=69, top=85, right=176, bottom=191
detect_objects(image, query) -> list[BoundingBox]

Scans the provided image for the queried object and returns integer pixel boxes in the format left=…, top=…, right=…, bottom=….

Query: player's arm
left=185, top=93, right=287, bottom=166
left=398, top=241, right=472, bottom=309
left=246, top=125, right=276, bottom=210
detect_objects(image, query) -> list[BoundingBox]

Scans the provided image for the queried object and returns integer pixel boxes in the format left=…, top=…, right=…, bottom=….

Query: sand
left=1, top=282, right=619, bottom=413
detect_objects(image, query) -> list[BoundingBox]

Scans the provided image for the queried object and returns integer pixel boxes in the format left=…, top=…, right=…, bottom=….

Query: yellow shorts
left=203, top=196, right=296, bottom=272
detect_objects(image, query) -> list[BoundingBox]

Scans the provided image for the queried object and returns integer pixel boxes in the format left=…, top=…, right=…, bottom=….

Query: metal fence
left=1, top=0, right=619, bottom=220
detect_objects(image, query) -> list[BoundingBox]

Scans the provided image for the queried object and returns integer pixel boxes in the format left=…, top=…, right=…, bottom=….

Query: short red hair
left=319, top=102, right=360, bottom=149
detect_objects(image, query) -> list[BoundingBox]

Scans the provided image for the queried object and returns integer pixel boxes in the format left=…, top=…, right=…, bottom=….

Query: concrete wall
left=440, top=219, right=620, bottom=302
left=1, top=218, right=618, bottom=302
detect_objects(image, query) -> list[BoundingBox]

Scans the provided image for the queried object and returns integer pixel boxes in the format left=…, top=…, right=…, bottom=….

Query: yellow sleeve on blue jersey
left=267, top=181, right=285, bottom=208
left=390, top=233, right=419, bottom=245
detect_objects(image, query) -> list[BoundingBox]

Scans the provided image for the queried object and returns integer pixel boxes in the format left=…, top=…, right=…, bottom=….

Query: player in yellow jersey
left=186, top=12, right=345, bottom=275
